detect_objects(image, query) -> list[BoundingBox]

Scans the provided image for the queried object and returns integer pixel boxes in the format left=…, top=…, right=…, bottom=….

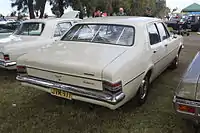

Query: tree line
left=10, top=0, right=170, bottom=19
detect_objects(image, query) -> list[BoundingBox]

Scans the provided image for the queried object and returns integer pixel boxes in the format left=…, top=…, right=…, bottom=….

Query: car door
left=147, top=23, right=167, bottom=79
left=156, top=22, right=180, bottom=65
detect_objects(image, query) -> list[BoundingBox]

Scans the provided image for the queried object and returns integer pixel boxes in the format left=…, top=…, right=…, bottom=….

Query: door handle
left=165, top=44, right=168, bottom=47
left=153, top=50, right=157, bottom=53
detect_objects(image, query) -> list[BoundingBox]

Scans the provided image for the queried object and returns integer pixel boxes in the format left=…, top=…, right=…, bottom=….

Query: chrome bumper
left=16, top=75, right=125, bottom=104
left=0, top=59, right=16, bottom=68
left=173, top=96, right=200, bottom=123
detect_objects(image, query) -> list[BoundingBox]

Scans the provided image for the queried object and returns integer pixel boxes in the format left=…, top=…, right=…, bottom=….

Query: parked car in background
left=0, top=18, right=80, bottom=69
left=16, top=17, right=183, bottom=110
left=173, top=52, right=200, bottom=125
left=166, top=16, right=182, bottom=30
left=187, top=15, right=200, bottom=32
left=0, top=21, right=21, bottom=39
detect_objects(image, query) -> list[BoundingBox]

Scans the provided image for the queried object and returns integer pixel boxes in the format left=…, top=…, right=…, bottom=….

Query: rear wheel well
left=146, top=69, right=152, bottom=80
left=178, top=47, right=182, bottom=55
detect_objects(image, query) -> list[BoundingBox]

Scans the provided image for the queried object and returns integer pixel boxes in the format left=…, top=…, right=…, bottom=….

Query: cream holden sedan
left=16, top=16, right=183, bottom=110
left=0, top=18, right=80, bottom=69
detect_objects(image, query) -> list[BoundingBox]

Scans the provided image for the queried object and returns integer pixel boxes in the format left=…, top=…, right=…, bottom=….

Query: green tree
left=11, top=0, right=47, bottom=19
left=35, top=0, right=47, bottom=18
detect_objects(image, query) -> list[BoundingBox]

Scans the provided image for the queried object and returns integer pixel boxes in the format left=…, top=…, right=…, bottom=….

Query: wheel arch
left=144, top=64, right=154, bottom=82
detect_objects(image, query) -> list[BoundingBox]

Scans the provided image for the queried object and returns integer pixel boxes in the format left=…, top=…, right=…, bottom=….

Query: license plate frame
left=51, top=88, right=72, bottom=100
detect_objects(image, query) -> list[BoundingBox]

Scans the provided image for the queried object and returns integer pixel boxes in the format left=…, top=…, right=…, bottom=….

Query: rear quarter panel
left=102, top=25, right=153, bottom=101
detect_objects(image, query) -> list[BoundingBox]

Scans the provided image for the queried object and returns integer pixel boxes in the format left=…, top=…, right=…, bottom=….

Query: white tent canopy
left=61, top=6, right=80, bottom=18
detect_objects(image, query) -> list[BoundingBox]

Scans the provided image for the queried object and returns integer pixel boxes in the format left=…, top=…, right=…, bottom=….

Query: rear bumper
left=173, top=96, right=200, bottom=124
left=16, top=75, right=125, bottom=106
left=0, top=59, right=16, bottom=69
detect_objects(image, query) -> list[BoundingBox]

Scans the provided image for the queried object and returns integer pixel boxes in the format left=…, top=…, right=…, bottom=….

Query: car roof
left=23, top=18, right=81, bottom=24
left=78, top=16, right=161, bottom=26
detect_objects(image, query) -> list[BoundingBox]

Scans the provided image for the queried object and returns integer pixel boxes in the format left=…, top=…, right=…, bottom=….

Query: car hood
left=176, top=52, right=200, bottom=100
left=20, top=41, right=127, bottom=80
left=0, top=35, right=39, bottom=45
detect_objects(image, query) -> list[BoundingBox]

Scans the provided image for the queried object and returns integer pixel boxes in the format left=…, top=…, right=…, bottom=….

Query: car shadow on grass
left=0, top=68, right=17, bottom=82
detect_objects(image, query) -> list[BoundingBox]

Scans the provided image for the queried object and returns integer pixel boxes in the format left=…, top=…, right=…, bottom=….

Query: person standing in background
left=144, top=7, right=154, bottom=17
left=117, top=8, right=127, bottom=16
left=93, top=9, right=102, bottom=17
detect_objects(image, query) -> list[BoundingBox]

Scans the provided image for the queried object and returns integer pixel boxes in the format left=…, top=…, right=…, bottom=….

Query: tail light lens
left=4, top=54, right=10, bottom=61
left=103, top=81, right=122, bottom=93
left=17, top=65, right=27, bottom=74
left=178, top=104, right=195, bottom=114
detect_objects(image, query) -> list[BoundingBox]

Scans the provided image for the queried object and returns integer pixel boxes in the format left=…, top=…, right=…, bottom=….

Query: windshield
left=14, top=22, right=45, bottom=36
left=61, top=24, right=135, bottom=46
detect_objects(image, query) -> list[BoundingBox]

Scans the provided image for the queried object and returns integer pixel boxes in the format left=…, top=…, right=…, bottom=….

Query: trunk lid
left=24, top=41, right=127, bottom=90
left=0, top=35, right=39, bottom=45
left=176, top=52, right=200, bottom=100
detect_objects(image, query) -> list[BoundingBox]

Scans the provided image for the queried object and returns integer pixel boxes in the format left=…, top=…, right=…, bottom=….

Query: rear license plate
left=51, top=88, right=72, bottom=100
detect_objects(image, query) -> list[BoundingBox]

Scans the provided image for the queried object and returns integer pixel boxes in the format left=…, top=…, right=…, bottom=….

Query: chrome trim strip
left=174, top=96, right=200, bottom=107
left=124, top=71, right=145, bottom=86
left=16, top=75, right=125, bottom=104
left=0, top=59, right=16, bottom=67
left=26, top=66, right=102, bottom=81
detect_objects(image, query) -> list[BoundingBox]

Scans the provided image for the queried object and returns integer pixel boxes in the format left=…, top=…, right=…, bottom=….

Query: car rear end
left=0, top=52, right=16, bottom=69
left=16, top=65, right=125, bottom=110
left=173, top=52, right=200, bottom=124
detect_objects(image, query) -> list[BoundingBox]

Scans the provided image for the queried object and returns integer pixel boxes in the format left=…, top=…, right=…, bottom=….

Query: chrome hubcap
left=175, top=55, right=179, bottom=66
left=140, top=79, right=148, bottom=100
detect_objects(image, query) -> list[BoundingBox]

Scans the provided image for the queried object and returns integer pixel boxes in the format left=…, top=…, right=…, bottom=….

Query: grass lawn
left=0, top=35, right=200, bottom=133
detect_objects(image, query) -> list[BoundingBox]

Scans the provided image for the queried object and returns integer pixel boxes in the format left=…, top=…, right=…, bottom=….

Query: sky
left=1, top=0, right=200, bottom=16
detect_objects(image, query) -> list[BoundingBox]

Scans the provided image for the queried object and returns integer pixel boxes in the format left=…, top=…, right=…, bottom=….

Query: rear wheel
left=169, top=54, right=179, bottom=69
left=136, top=74, right=150, bottom=105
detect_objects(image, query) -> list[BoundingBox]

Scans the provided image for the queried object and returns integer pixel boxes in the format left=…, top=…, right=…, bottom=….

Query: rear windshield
left=61, top=24, right=135, bottom=46
left=14, top=22, right=45, bottom=36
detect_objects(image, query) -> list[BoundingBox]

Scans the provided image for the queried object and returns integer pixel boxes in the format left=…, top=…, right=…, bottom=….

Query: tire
left=136, top=74, right=150, bottom=105
left=169, top=54, right=179, bottom=69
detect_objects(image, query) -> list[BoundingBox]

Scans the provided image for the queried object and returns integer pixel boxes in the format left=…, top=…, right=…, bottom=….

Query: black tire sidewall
left=137, top=75, right=150, bottom=105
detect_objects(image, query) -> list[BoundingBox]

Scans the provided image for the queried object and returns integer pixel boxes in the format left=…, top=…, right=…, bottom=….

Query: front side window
left=147, top=23, right=161, bottom=45
left=61, top=24, right=135, bottom=46
left=14, top=22, right=45, bottom=36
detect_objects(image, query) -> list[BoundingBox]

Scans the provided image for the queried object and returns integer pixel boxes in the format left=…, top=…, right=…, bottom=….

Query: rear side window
left=14, top=22, right=45, bottom=36
left=147, top=24, right=161, bottom=45
left=156, top=23, right=170, bottom=41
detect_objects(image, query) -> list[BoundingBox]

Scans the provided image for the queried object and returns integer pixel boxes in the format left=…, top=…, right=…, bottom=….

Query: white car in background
left=16, top=17, right=183, bottom=110
left=0, top=18, right=80, bottom=69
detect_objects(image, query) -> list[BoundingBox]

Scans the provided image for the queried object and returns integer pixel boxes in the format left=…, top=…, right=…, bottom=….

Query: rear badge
left=84, top=73, right=95, bottom=76
left=83, top=81, right=94, bottom=85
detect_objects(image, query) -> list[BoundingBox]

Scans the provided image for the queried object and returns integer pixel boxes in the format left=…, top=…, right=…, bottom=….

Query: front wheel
left=136, top=75, right=150, bottom=105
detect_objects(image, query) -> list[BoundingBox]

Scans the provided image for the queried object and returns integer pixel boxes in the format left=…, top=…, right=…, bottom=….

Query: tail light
left=17, top=65, right=27, bottom=74
left=178, top=104, right=195, bottom=114
left=103, top=81, right=122, bottom=93
left=4, top=54, right=10, bottom=61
